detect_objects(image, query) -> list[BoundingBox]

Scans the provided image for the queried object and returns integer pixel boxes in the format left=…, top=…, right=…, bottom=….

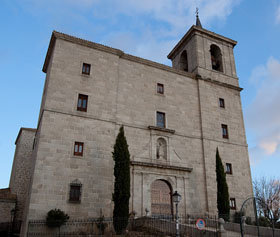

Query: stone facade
left=7, top=23, right=253, bottom=235
left=0, top=128, right=35, bottom=225
left=9, top=128, right=36, bottom=222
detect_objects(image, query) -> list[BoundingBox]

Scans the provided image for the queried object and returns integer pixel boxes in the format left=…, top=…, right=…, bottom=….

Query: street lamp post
left=172, top=191, right=181, bottom=237
left=10, top=208, right=15, bottom=236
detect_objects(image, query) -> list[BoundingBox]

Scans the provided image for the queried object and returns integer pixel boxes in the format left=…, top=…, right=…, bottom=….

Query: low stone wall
left=0, top=201, right=15, bottom=223
left=27, top=216, right=280, bottom=236
left=224, top=222, right=280, bottom=237
left=27, top=216, right=218, bottom=236
left=0, top=188, right=16, bottom=223
left=27, top=217, right=139, bottom=236
left=27, top=219, right=114, bottom=236
left=0, top=190, right=20, bottom=236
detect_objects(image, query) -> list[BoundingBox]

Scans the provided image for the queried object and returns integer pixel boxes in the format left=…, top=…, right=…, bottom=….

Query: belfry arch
left=179, top=50, right=189, bottom=72
left=151, top=179, right=173, bottom=217
left=210, top=44, right=223, bottom=72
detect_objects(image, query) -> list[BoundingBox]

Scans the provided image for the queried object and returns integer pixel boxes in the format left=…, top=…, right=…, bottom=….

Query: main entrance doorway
left=151, top=179, right=172, bottom=217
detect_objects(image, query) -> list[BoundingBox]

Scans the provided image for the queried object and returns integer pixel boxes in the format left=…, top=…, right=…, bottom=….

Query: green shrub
left=233, top=211, right=252, bottom=225
left=245, top=216, right=252, bottom=225
left=258, top=216, right=271, bottom=227
left=46, top=208, right=69, bottom=228
left=233, top=211, right=244, bottom=223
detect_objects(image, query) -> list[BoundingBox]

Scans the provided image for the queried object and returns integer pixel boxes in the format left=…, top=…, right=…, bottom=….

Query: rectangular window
left=226, top=163, right=232, bottom=174
left=69, top=184, right=81, bottom=202
left=77, top=94, right=88, bottom=112
left=219, top=98, right=225, bottom=108
left=74, top=142, right=84, bottom=156
left=156, top=111, right=166, bottom=128
left=157, top=83, right=164, bottom=94
left=82, top=63, right=91, bottom=75
left=222, top=124, right=228, bottom=139
left=230, top=198, right=236, bottom=210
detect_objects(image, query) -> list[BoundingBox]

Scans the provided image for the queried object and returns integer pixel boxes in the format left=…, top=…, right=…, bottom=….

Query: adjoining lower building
left=1, top=17, right=253, bottom=236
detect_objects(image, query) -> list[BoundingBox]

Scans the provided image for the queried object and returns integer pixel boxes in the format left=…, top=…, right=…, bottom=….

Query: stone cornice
left=131, top=161, right=193, bottom=172
left=196, top=74, right=243, bottom=92
left=121, top=53, right=195, bottom=78
left=167, top=25, right=237, bottom=60
left=42, top=31, right=195, bottom=79
left=42, top=109, right=248, bottom=147
left=204, top=78, right=243, bottom=91
left=148, top=126, right=175, bottom=134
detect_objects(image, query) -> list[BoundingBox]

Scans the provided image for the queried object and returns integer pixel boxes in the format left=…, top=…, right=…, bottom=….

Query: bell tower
left=167, top=11, right=239, bottom=87
left=167, top=12, right=252, bottom=215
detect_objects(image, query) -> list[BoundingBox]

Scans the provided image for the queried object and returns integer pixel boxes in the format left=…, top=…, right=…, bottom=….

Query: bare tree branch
left=253, top=177, right=280, bottom=224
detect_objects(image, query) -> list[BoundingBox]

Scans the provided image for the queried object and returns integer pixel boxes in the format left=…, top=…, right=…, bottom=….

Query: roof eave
left=42, top=31, right=125, bottom=73
left=42, top=32, right=56, bottom=73
left=41, top=31, right=197, bottom=79
left=15, top=127, right=36, bottom=145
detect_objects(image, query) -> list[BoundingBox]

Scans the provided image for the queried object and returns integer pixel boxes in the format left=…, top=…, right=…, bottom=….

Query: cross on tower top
left=196, top=7, right=202, bottom=28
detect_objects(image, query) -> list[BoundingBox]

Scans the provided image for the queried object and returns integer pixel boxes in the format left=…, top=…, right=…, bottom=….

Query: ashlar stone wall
left=23, top=30, right=253, bottom=226
left=9, top=128, right=36, bottom=221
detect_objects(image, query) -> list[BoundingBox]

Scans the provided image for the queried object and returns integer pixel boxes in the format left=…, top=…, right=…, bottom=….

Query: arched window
left=210, top=44, right=223, bottom=72
left=179, top=50, right=188, bottom=72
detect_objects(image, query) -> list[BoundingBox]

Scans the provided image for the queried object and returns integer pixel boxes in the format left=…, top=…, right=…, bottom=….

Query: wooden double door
left=151, top=180, right=173, bottom=217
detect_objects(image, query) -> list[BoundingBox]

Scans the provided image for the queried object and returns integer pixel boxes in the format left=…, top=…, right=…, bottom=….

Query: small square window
left=221, top=124, right=228, bottom=139
left=219, top=98, right=225, bottom=108
left=74, top=142, right=84, bottom=156
left=230, top=198, right=236, bottom=210
left=69, top=184, right=82, bottom=203
left=157, top=83, right=164, bottom=94
left=226, top=163, right=232, bottom=174
left=82, top=63, right=91, bottom=75
left=77, top=94, right=88, bottom=112
left=156, top=111, right=166, bottom=128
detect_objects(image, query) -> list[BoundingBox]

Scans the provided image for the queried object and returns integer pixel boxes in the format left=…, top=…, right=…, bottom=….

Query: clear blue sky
left=0, top=0, right=279, bottom=188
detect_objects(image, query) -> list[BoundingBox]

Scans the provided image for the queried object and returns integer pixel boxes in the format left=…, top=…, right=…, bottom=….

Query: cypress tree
left=112, top=126, right=130, bottom=234
left=216, top=147, right=230, bottom=221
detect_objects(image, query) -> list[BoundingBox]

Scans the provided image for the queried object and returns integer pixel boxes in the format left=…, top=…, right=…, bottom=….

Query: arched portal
left=151, top=179, right=173, bottom=217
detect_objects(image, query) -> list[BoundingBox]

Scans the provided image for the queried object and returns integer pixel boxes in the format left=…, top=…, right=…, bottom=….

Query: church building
left=3, top=16, right=253, bottom=234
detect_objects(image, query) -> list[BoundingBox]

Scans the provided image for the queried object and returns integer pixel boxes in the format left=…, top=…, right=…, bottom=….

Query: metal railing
left=27, top=215, right=218, bottom=236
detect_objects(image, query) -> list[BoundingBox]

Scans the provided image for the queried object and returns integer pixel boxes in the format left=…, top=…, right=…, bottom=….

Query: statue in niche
left=156, top=138, right=167, bottom=160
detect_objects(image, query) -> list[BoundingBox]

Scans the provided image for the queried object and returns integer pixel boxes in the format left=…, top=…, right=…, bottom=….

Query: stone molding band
left=131, top=161, right=193, bottom=172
